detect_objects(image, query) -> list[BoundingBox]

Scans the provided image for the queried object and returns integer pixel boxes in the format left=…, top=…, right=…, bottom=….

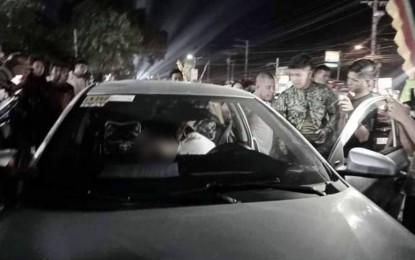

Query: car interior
left=33, top=95, right=329, bottom=188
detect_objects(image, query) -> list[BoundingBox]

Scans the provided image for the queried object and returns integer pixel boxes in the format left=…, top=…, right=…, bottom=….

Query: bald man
left=254, top=72, right=276, bottom=103
left=247, top=72, right=276, bottom=155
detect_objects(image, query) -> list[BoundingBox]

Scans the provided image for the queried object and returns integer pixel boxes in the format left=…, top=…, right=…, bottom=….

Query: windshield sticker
left=376, top=137, right=388, bottom=145
left=108, top=95, right=135, bottom=102
left=81, top=95, right=110, bottom=107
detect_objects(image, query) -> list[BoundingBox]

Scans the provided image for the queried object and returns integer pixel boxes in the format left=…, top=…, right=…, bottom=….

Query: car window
left=36, top=93, right=333, bottom=207
left=329, top=96, right=396, bottom=166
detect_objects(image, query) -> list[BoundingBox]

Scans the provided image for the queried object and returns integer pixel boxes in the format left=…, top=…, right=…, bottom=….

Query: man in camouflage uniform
left=274, top=54, right=339, bottom=156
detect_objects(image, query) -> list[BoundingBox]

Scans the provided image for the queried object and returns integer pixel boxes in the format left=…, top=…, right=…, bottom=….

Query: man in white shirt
left=249, top=72, right=276, bottom=154
left=179, top=131, right=216, bottom=155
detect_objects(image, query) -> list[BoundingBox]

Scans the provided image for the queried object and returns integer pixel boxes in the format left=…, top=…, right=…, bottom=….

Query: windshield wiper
left=71, top=180, right=327, bottom=208
left=205, top=181, right=327, bottom=196
left=84, top=191, right=135, bottom=203
left=168, top=180, right=327, bottom=198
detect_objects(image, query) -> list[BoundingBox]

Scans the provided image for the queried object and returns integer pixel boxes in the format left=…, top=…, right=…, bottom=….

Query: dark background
left=44, top=0, right=404, bottom=86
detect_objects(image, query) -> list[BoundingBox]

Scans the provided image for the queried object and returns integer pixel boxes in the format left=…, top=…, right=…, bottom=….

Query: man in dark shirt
left=339, top=59, right=379, bottom=155
left=47, top=62, right=75, bottom=116
left=313, top=64, right=332, bottom=85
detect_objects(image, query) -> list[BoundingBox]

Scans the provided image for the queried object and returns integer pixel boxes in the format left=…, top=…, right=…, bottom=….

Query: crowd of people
left=0, top=52, right=90, bottom=165
left=2, top=50, right=414, bottom=164
left=1, top=50, right=414, bottom=163
left=169, top=55, right=414, bottom=152
left=186, top=53, right=415, bottom=164
left=167, top=52, right=415, bottom=214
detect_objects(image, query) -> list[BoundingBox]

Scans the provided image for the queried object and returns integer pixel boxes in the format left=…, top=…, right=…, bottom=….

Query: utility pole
left=275, top=58, right=280, bottom=92
left=361, top=0, right=387, bottom=93
left=226, top=57, right=231, bottom=84
left=337, top=54, right=341, bottom=80
left=361, top=0, right=387, bottom=56
left=207, top=60, right=210, bottom=83
left=244, top=40, right=249, bottom=80
left=275, top=58, right=279, bottom=78
left=73, top=29, right=78, bottom=58
left=234, top=40, right=249, bottom=80
left=231, top=60, right=235, bottom=82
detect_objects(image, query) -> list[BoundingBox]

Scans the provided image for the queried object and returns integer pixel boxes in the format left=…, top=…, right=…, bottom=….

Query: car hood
left=0, top=187, right=414, bottom=260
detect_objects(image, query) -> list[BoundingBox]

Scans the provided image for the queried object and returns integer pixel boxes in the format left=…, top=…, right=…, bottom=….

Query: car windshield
left=34, top=90, right=334, bottom=208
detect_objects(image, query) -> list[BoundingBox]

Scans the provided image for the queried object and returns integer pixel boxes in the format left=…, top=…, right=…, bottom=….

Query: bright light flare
left=354, top=45, right=364, bottom=50
left=186, top=54, right=194, bottom=60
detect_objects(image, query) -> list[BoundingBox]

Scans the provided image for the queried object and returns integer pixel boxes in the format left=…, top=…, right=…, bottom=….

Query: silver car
left=329, top=95, right=410, bottom=218
left=0, top=81, right=414, bottom=260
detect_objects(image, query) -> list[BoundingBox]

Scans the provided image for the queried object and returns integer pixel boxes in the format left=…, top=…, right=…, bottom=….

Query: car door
left=328, top=95, right=409, bottom=218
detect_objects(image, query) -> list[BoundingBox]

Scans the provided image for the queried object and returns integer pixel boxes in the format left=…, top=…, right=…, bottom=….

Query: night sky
left=43, top=0, right=402, bottom=84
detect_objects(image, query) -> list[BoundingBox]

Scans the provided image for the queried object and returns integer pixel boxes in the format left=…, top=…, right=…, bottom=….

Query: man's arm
left=396, top=122, right=415, bottom=154
left=273, top=92, right=287, bottom=118
left=388, top=99, right=415, bottom=145
left=355, top=107, right=379, bottom=143
left=397, top=116, right=415, bottom=146
left=323, top=88, right=340, bottom=134
left=354, top=124, right=371, bottom=142
left=338, top=94, right=371, bottom=143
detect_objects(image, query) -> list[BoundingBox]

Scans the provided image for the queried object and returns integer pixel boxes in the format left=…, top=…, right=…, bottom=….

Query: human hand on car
left=387, top=99, right=411, bottom=123
left=315, top=129, right=327, bottom=144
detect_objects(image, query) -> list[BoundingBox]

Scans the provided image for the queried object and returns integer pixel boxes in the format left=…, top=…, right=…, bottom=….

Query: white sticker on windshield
left=376, top=137, right=388, bottom=145
left=81, top=95, right=110, bottom=107
left=108, top=95, right=135, bottom=102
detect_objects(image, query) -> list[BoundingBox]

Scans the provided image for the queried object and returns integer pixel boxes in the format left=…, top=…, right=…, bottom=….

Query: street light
left=186, top=54, right=197, bottom=70
left=186, top=54, right=203, bottom=68
left=354, top=44, right=365, bottom=50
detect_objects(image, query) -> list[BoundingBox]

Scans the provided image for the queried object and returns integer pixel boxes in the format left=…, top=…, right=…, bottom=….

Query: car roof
left=88, top=80, right=254, bottom=99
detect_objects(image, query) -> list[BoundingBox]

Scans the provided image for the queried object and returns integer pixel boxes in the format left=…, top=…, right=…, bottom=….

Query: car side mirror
left=345, top=148, right=397, bottom=177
